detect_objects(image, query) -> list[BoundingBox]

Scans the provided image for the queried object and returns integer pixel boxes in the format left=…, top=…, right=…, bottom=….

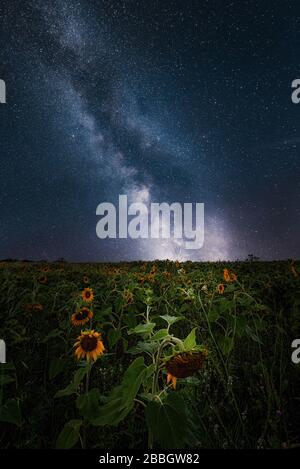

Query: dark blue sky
left=1, top=0, right=300, bottom=261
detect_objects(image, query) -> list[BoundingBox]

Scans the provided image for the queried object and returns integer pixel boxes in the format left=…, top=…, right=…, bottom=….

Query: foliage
left=0, top=259, right=300, bottom=449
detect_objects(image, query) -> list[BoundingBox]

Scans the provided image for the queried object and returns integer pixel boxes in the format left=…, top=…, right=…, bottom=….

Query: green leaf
left=236, top=295, right=253, bottom=307
left=0, top=399, right=22, bottom=426
left=54, top=382, right=77, bottom=398
left=123, top=313, right=137, bottom=329
left=107, top=329, right=122, bottom=348
left=146, top=393, right=188, bottom=448
left=217, top=298, right=233, bottom=313
left=92, top=357, right=147, bottom=426
left=160, top=315, right=183, bottom=326
left=128, top=322, right=156, bottom=336
left=55, top=366, right=88, bottom=398
left=114, top=295, right=124, bottom=313
left=183, top=327, right=197, bottom=349
left=151, top=329, right=169, bottom=341
left=94, top=306, right=113, bottom=321
left=73, top=367, right=88, bottom=387
left=49, top=358, right=68, bottom=380
left=207, top=309, right=220, bottom=323
left=56, top=419, right=82, bottom=449
left=231, top=316, right=247, bottom=336
left=128, top=341, right=159, bottom=355
left=76, top=389, right=101, bottom=421
left=218, top=336, right=233, bottom=355
left=245, top=325, right=264, bottom=345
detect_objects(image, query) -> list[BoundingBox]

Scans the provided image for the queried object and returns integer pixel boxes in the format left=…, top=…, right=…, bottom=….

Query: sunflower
left=223, top=268, right=237, bottom=283
left=71, top=307, right=93, bottom=326
left=290, top=260, right=298, bottom=277
left=217, top=283, right=225, bottom=294
left=123, top=289, right=134, bottom=306
left=223, top=268, right=231, bottom=282
left=165, top=350, right=208, bottom=389
left=230, top=272, right=237, bottom=282
left=41, top=266, right=50, bottom=273
left=83, top=275, right=89, bottom=284
left=291, top=266, right=298, bottom=277
left=38, top=275, right=48, bottom=284
left=74, top=330, right=105, bottom=361
left=81, top=287, right=94, bottom=302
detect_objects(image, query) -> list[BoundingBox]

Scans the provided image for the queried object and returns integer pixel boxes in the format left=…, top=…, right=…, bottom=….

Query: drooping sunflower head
left=74, top=330, right=105, bottom=361
left=38, top=275, right=48, bottom=284
left=165, top=349, right=208, bottom=389
left=217, top=283, right=225, bottom=294
left=71, top=307, right=93, bottom=326
left=81, top=287, right=94, bottom=302
left=83, top=275, right=89, bottom=284
left=230, top=272, right=237, bottom=282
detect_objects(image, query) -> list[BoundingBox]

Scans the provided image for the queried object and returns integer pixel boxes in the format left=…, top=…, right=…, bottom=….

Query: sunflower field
left=0, top=260, right=300, bottom=449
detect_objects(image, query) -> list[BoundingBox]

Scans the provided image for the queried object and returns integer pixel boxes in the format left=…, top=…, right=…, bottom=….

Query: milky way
left=1, top=0, right=300, bottom=261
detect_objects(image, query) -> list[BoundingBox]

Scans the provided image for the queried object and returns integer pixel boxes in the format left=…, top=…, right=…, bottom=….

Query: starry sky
left=0, top=0, right=300, bottom=262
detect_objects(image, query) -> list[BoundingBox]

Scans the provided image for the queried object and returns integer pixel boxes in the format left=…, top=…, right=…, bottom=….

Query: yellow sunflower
left=81, top=287, right=94, bottom=302
left=166, top=349, right=208, bottom=389
left=71, top=307, right=93, bottom=326
left=223, top=268, right=237, bottom=283
left=74, top=330, right=105, bottom=361
left=217, top=283, right=225, bottom=294
left=83, top=275, right=89, bottom=284
left=223, top=268, right=231, bottom=282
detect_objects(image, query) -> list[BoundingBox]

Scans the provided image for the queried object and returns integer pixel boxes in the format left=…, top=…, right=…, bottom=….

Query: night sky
left=1, top=0, right=300, bottom=262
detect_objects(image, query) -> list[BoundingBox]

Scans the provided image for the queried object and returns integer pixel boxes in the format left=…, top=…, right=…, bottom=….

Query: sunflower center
left=75, top=309, right=89, bottom=321
left=80, top=335, right=97, bottom=352
left=85, top=291, right=90, bottom=298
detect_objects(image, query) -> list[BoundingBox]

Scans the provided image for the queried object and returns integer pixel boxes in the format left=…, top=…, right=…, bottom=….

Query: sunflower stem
left=82, top=360, right=92, bottom=449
